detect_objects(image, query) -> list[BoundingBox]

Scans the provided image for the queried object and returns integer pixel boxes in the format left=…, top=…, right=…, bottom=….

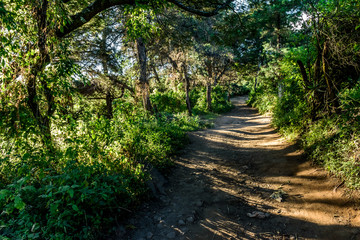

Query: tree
left=295, top=0, right=360, bottom=117
left=191, top=16, right=235, bottom=110
left=70, top=9, right=135, bottom=118
left=1, top=0, right=234, bottom=147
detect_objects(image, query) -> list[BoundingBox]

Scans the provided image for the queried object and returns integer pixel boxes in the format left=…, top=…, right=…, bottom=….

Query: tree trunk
left=106, top=91, right=113, bottom=119
left=227, top=87, right=231, bottom=102
left=206, top=82, right=212, bottom=111
left=254, top=62, right=261, bottom=93
left=274, top=10, right=284, bottom=100
left=254, top=76, right=258, bottom=93
left=205, top=60, right=213, bottom=111
left=101, top=28, right=114, bottom=119
left=26, top=0, right=54, bottom=149
left=136, top=37, right=153, bottom=113
left=298, top=59, right=316, bottom=120
left=214, top=76, right=218, bottom=87
left=322, top=41, right=338, bottom=112
left=182, top=64, right=192, bottom=116
left=297, top=60, right=309, bottom=88
left=152, top=65, right=161, bottom=85
left=309, top=41, right=323, bottom=120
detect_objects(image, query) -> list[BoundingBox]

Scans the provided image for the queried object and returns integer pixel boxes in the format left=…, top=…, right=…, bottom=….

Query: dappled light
left=125, top=97, right=360, bottom=240
left=1, top=0, right=359, bottom=239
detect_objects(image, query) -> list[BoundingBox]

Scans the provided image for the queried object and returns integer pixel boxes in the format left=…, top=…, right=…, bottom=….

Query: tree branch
left=168, top=0, right=233, bottom=17
left=57, top=0, right=232, bottom=38
left=215, top=61, right=231, bottom=82
left=108, top=75, right=135, bottom=96
left=56, top=0, right=135, bottom=38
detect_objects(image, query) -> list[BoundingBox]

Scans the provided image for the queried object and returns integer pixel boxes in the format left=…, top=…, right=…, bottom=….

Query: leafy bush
left=193, top=86, right=233, bottom=114
left=118, top=111, right=200, bottom=170
left=211, top=86, right=233, bottom=113
left=0, top=146, right=146, bottom=239
left=339, top=81, right=360, bottom=124
left=302, top=117, right=360, bottom=189
left=248, top=47, right=360, bottom=189
left=0, top=84, right=234, bottom=239
left=0, top=98, right=203, bottom=239
left=150, top=91, right=186, bottom=113
left=229, top=83, right=251, bottom=96
left=248, top=86, right=277, bottom=114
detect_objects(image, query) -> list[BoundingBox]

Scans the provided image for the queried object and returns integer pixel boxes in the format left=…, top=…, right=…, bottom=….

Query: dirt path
left=121, top=96, right=360, bottom=240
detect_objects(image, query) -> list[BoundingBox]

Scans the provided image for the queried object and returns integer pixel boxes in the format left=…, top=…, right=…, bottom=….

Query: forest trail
left=122, top=96, right=360, bottom=240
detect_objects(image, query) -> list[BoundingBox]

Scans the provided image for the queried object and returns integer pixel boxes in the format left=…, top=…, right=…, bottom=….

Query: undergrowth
left=0, top=86, right=232, bottom=239
left=248, top=60, right=360, bottom=189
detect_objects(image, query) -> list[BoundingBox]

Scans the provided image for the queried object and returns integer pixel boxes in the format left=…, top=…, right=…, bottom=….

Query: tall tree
left=1, top=0, right=233, bottom=146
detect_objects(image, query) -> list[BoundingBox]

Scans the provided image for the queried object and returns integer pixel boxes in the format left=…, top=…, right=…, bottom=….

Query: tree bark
left=106, top=91, right=113, bottom=119
left=213, top=61, right=230, bottom=87
left=274, top=10, right=284, bottom=99
left=182, top=63, right=192, bottom=116
left=152, top=64, right=161, bottom=85
left=136, top=37, right=153, bottom=113
left=206, top=82, right=212, bottom=111
left=205, top=59, right=213, bottom=111
left=297, top=60, right=309, bottom=88
left=27, top=0, right=54, bottom=148
left=322, top=41, right=338, bottom=111
left=100, top=27, right=115, bottom=119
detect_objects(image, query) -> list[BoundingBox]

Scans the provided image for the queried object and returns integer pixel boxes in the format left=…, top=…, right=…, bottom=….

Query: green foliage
left=229, top=83, right=251, bottom=97
left=250, top=59, right=360, bottom=188
left=124, top=0, right=167, bottom=41
left=248, top=86, right=277, bottom=114
left=150, top=91, right=186, bottom=113
left=210, top=86, right=233, bottom=113
left=339, top=81, right=360, bottom=123
left=302, top=116, right=360, bottom=189
left=0, top=116, right=147, bottom=239
left=116, top=110, right=200, bottom=170
left=0, top=159, right=145, bottom=239
left=193, top=86, right=233, bottom=114
left=247, top=4, right=360, bottom=188
left=0, top=96, right=205, bottom=238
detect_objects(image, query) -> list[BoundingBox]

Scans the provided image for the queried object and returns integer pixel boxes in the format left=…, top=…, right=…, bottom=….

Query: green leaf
left=72, top=204, right=79, bottom=212
left=14, top=196, right=25, bottom=210
left=0, top=189, right=10, bottom=201
left=68, top=188, right=74, bottom=198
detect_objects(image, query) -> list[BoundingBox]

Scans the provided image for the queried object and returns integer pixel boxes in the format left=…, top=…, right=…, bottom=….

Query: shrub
left=0, top=86, right=235, bottom=238
left=193, top=86, right=233, bottom=114
left=248, top=86, right=277, bottom=114
left=150, top=91, right=186, bottom=113
left=0, top=148, right=146, bottom=239
left=229, top=83, right=251, bottom=96
left=0, top=100, right=203, bottom=239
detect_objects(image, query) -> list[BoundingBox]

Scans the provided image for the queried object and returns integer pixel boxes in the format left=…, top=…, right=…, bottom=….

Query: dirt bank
left=120, top=96, right=360, bottom=240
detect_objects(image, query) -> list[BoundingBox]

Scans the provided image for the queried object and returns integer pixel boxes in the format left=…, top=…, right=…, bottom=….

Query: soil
left=119, top=96, right=360, bottom=240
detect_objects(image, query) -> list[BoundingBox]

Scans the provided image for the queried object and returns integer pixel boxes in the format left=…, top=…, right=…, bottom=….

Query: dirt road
left=122, top=96, right=360, bottom=240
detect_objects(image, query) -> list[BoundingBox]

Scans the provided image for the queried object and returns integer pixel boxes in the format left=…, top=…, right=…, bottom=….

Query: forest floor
left=120, top=96, right=360, bottom=240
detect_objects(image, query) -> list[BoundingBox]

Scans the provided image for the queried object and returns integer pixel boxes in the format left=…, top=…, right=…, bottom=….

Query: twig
left=333, top=180, right=345, bottom=192
left=118, top=206, right=132, bottom=213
